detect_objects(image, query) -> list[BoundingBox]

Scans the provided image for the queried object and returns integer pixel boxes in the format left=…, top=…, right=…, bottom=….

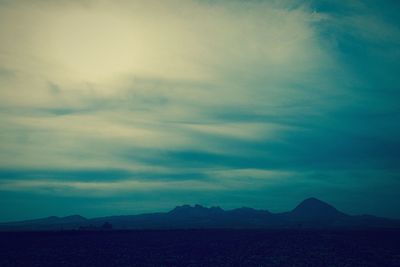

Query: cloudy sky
left=0, top=0, right=399, bottom=221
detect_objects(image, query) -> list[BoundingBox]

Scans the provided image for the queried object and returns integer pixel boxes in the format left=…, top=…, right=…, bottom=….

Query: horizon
left=2, top=197, right=399, bottom=223
left=0, top=0, right=400, bottom=222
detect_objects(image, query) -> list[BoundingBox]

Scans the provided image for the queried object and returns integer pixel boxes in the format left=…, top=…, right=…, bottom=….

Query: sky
left=0, top=0, right=399, bottom=222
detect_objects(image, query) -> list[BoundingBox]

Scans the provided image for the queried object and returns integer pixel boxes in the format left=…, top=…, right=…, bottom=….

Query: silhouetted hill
left=284, top=197, right=348, bottom=227
left=291, top=197, right=345, bottom=219
left=1, top=198, right=399, bottom=231
left=168, top=204, right=224, bottom=217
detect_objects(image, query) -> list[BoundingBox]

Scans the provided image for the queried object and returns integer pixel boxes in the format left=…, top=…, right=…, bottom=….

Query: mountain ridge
left=1, top=198, right=399, bottom=231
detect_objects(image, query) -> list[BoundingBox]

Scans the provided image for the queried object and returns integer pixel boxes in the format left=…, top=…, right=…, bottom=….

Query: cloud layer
left=0, top=0, right=399, bottom=221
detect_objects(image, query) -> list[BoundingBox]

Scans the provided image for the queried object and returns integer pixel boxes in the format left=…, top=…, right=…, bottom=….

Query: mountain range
left=1, top=198, right=399, bottom=231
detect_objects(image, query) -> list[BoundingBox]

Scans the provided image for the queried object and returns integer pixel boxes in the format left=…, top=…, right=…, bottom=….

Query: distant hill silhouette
left=280, top=197, right=349, bottom=227
left=1, top=198, right=399, bottom=231
left=290, top=197, right=346, bottom=220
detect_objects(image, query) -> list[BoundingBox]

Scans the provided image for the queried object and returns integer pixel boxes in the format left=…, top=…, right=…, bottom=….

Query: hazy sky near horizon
left=0, top=0, right=399, bottom=221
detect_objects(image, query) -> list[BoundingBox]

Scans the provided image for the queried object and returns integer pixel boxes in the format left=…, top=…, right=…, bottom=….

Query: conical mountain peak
left=297, top=197, right=333, bottom=207
left=290, top=197, right=345, bottom=221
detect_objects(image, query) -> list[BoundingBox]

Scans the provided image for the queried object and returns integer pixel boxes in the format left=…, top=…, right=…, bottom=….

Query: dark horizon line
left=1, top=197, right=398, bottom=224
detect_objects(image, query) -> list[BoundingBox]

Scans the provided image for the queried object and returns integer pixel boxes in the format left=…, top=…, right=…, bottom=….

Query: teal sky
left=0, top=0, right=399, bottom=221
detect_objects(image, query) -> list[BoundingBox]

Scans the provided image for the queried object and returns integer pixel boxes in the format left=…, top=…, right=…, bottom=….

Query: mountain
left=291, top=197, right=345, bottom=218
left=287, top=197, right=348, bottom=223
left=168, top=204, right=224, bottom=217
left=1, top=198, right=399, bottom=231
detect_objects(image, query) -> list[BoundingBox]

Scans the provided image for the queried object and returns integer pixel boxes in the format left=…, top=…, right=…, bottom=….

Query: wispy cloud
left=0, top=0, right=399, bottom=220
left=0, top=0, right=333, bottom=170
left=0, top=168, right=293, bottom=196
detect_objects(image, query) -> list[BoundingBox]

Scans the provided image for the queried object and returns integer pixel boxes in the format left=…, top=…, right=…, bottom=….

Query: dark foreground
left=1, top=229, right=400, bottom=267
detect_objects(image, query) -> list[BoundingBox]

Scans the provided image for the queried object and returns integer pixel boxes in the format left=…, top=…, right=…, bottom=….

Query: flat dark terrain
left=1, top=229, right=400, bottom=267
